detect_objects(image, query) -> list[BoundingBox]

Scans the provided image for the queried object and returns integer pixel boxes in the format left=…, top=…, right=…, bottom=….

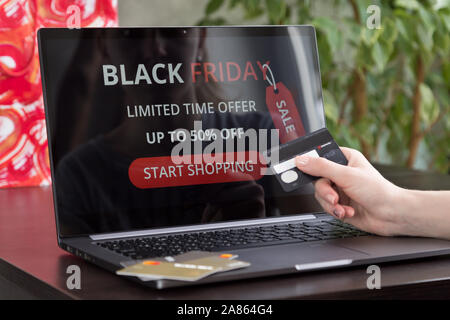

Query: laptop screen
left=38, top=26, right=326, bottom=237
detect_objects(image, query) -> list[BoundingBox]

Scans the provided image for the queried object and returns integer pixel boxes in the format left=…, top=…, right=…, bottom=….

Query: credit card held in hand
left=267, top=128, right=348, bottom=192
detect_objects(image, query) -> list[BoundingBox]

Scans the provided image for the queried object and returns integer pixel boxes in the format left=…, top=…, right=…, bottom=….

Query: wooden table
left=1, top=164, right=450, bottom=299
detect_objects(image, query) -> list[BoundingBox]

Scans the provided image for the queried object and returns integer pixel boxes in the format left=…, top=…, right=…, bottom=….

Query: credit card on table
left=267, top=128, right=348, bottom=192
left=181, top=255, right=249, bottom=273
left=119, top=251, right=218, bottom=281
left=119, top=251, right=220, bottom=268
left=117, top=252, right=249, bottom=282
left=117, top=259, right=219, bottom=282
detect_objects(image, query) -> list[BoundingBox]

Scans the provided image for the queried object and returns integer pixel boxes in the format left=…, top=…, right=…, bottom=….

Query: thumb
left=295, top=154, right=352, bottom=186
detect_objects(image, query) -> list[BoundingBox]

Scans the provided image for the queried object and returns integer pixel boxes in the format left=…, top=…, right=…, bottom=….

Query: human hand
left=295, top=147, right=407, bottom=236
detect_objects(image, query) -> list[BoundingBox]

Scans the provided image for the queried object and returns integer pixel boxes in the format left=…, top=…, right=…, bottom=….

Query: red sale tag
left=263, top=65, right=305, bottom=144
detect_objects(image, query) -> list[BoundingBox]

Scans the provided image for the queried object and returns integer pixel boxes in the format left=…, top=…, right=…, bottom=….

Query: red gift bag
left=0, top=0, right=118, bottom=188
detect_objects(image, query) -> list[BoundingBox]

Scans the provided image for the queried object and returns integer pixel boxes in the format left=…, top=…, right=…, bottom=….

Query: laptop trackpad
left=155, top=242, right=370, bottom=287
left=225, top=242, right=369, bottom=274
left=335, top=235, right=450, bottom=258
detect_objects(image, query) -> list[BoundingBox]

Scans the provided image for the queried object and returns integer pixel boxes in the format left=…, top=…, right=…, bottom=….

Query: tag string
left=262, top=64, right=277, bottom=92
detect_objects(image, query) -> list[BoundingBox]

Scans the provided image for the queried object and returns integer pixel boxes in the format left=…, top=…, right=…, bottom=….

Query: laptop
left=38, top=26, right=450, bottom=289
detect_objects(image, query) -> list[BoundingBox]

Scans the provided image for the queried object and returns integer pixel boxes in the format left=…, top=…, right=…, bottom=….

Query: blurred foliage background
left=198, top=0, right=450, bottom=173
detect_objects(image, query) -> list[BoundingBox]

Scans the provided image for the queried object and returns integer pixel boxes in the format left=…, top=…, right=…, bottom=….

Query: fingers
left=342, top=205, right=355, bottom=218
left=295, top=154, right=353, bottom=187
left=314, top=178, right=339, bottom=205
left=340, top=147, right=372, bottom=169
left=315, top=193, right=342, bottom=218
left=315, top=193, right=355, bottom=220
left=314, top=178, right=356, bottom=220
left=339, top=147, right=354, bottom=161
left=314, top=188, right=344, bottom=219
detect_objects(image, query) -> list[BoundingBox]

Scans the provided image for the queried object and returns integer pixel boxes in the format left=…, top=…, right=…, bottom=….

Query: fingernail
left=326, top=194, right=335, bottom=204
left=333, top=208, right=344, bottom=219
left=296, top=155, right=309, bottom=166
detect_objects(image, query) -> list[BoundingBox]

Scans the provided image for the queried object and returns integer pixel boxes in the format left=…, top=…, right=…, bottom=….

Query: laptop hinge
left=90, top=214, right=317, bottom=241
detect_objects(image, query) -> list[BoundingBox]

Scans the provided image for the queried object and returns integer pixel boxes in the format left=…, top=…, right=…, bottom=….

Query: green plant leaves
left=198, top=17, right=227, bottom=26
left=442, top=11, right=450, bottom=31
left=418, top=5, right=435, bottom=33
left=311, top=17, right=342, bottom=53
left=371, top=42, right=386, bottom=72
left=417, top=24, right=434, bottom=52
left=197, top=0, right=450, bottom=172
left=419, top=83, right=440, bottom=128
left=243, top=0, right=264, bottom=20
left=433, top=0, right=450, bottom=10
left=443, top=61, right=450, bottom=84
left=395, top=0, right=421, bottom=10
left=361, top=26, right=383, bottom=46
left=322, top=89, right=339, bottom=124
left=265, top=0, right=287, bottom=24
left=205, top=0, right=225, bottom=15
left=356, top=17, right=396, bottom=73
left=228, top=0, right=241, bottom=9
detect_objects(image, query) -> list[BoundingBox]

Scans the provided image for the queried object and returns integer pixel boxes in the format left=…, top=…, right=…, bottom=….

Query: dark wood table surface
left=1, top=164, right=450, bottom=299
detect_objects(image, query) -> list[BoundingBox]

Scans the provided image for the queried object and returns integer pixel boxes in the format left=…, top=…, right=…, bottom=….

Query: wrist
left=385, top=186, right=416, bottom=237
left=389, top=187, right=429, bottom=238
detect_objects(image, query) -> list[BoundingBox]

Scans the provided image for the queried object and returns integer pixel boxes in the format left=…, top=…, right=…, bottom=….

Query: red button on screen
left=129, top=151, right=267, bottom=189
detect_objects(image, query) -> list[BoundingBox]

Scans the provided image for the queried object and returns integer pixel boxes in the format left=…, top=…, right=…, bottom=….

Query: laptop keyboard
left=95, top=220, right=370, bottom=260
